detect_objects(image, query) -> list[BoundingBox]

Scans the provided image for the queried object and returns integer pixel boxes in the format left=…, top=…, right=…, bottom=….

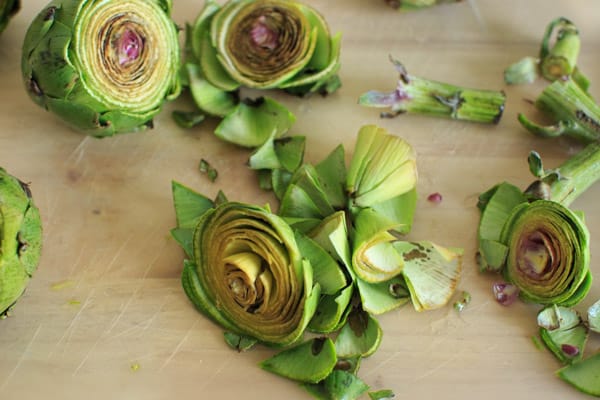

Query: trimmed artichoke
left=172, top=182, right=319, bottom=346
left=21, top=0, right=181, bottom=137
left=0, top=0, right=19, bottom=34
left=0, top=168, right=42, bottom=316
left=477, top=144, right=600, bottom=306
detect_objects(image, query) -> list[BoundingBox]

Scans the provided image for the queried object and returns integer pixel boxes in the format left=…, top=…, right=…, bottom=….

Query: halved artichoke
left=21, top=0, right=181, bottom=136
left=1, top=168, right=42, bottom=316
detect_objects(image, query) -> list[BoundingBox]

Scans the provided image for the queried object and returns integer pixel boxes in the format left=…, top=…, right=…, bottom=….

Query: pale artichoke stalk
left=0, top=0, right=19, bottom=34
left=359, top=57, right=506, bottom=124
left=519, top=78, right=600, bottom=143
left=477, top=143, right=600, bottom=306
left=21, top=0, right=181, bottom=137
left=0, top=168, right=42, bottom=316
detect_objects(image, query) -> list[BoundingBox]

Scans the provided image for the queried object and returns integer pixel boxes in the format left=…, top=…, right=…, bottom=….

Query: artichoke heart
left=0, top=168, right=43, bottom=316
left=502, top=200, right=590, bottom=306
left=21, top=0, right=181, bottom=136
left=181, top=200, right=319, bottom=346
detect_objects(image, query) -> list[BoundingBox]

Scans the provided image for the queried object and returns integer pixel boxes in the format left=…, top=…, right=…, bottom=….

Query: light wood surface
left=1, top=1, right=599, bottom=399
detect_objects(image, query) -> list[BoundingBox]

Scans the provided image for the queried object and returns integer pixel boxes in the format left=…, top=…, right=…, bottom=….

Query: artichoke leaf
left=396, top=241, right=463, bottom=311
left=314, top=144, right=347, bottom=210
left=186, top=62, right=238, bottom=117
left=537, top=306, right=587, bottom=364
left=171, top=181, right=215, bottom=229
left=308, top=211, right=352, bottom=271
left=557, top=352, right=600, bottom=396
left=303, top=370, right=370, bottom=400
left=369, top=188, right=417, bottom=235
left=223, top=331, right=258, bottom=351
left=308, top=285, right=353, bottom=333
left=260, top=337, right=337, bottom=383
left=588, top=299, right=600, bottom=333
left=357, top=275, right=410, bottom=315
left=335, top=306, right=382, bottom=358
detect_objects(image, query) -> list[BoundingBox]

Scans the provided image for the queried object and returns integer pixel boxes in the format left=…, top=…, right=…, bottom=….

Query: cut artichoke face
left=22, top=0, right=181, bottom=136
left=501, top=200, right=591, bottom=306
left=0, top=168, right=43, bottom=316
left=211, top=0, right=318, bottom=89
left=187, top=201, right=319, bottom=346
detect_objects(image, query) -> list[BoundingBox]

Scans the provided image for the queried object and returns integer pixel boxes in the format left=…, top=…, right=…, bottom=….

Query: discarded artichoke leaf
left=359, top=57, right=506, bottom=124
left=396, top=241, right=463, bottom=311
left=199, top=24, right=240, bottom=92
left=588, top=299, right=600, bottom=333
left=186, top=62, right=238, bottom=117
left=22, top=0, right=181, bottom=136
left=308, top=285, right=354, bottom=333
left=308, top=211, right=352, bottom=270
left=477, top=182, right=528, bottom=272
left=223, top=331, right=258, bottom=351
left=0, top=168, right=43, bottom=315
left=334, top=356, right=362, bottom=375
left=356, top=276, right=410, bottom=315
left=172, top=110, right=206, bottom=129
left=295, top=231, right=347, bottom=295
left=557, top=352, right=600, bottom=396
left=260, top=337, right=337, bottom=384
left=369, top=188, right=417, bottom=235
left=335, top=306, right=382, bottom=358
left=537, top=306, right=587, bottom=364
left=199, top=159, right=218, bottom=182
left=504, top=56, right=539, bottom=85
left=303, top=370, right=370, bottom=400
left=171, top=181, right=215, bottom=229
left=314, top=144, right=347, bottom=210
left=346, top=125, right=417, bottom=208
left=500, top=200, right=590, bottom=306
left=215, top=97, right=296, bottom=147
left=368, top=389, right=395, bottom=400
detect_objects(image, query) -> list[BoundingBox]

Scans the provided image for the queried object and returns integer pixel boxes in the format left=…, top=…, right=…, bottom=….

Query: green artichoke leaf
left=368, top=389, right=395, bottom=400
left=22, top=0, right=181, bottom=135
left=260, top=337, right=337, bottom=383
left=356, top=275, right=410, bottom=315
left=170, top=228, right=194, bottom=259
left=347, top=125, right=417, bottom=208
left=500, top=200, right=590, bottom=306
left=172, top=110, right=206, bottom=129
left=537, top=305, right=587, bottom=364
left=369, top=188, right=417, bottom=235
left=184, top=201, right=320, bottom=346
left=504, top=56, right=540, bottom=85
left=396, top=241, right=463, bottom=312
left=335, top=306, right=382, bottom=358
left=308, top=285, right=353, bottom=333
left=171, top=181, right=215, bottom=229
left=308, top=211, right=352, bottom=271
left=294, top=231, right=347, bottom=295
left=186, top=62, right=238, bottom=117
left=557, top=352, right=600, bottom=397
left=314, top=144, right=347, bottom=210
left=0, top=168, right=43, bottom=315
left=215, top=97, right=296, bottom=148
left=477, top=182, right=528, bottom=272
left=0, top=0, right=19, bottom=34
left=248, top=135, right=305, bottom=173
left=199, top=29, right=241, bottom=92
left=351, top=208, right=406, bottom=283
left=303, top=369, right=370, bottom=400
left=223, top=331, right=258, bottom=352
left=297, top=3, right=331, bottom=71
left=588, top=299, right=600, bottom=333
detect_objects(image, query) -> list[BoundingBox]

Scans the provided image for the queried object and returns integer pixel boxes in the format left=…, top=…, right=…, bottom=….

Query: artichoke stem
left=519, top=79, right=600, bottom=143
left=359, top=58, right=505, bottom=124
left=539, top=18, right=582, bottom=82
left=544, top=142, right=600, bottom=206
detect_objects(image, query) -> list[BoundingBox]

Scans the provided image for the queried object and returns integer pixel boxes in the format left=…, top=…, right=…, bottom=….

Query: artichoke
left=0, top=168, right=42, bottom=316
left=0, top=0, right=19, bottom=34
left=477, top=144, right=600, bottom=306
left=171, top=182, right=320, bottom=346
left=21, top=0, right=181, bottom=137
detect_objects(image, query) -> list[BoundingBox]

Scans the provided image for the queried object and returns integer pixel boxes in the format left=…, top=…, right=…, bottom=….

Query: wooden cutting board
left=1, top=1, right=599, bottom=399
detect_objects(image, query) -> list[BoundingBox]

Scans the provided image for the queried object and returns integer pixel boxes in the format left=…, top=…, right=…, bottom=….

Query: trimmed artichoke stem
left=519, top=79, right=600, bottom=143
left=530, top=143, right=600, bottom=206
left=539, top=18, right=581, bottom=81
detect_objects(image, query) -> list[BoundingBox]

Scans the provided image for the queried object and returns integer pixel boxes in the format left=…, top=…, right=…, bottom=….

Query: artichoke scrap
left=21, top=0, right=181, bottom=137
left=176, top=0, right=342, bottom=144
left=0, top=0, right=19, bottom=34
left=477, top=143, right=600, bottom=307
left=0, top=168, right=42, bottom=317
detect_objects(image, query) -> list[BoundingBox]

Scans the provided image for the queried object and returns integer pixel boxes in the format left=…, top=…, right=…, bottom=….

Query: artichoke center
left=114, top=27, right=144, bottom=66
left=223, top=252, right=271, bottom=313
left=250, top=15, right=279, bottom=50
left=517, top=231, right=554, bottom=278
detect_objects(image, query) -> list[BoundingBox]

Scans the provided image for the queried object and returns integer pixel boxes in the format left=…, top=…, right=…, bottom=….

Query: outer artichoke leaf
left=477, top=182, right=527, bottom=271
left=186, top=62, right=238, bottom=117
left=99, top=109, right=157, bottom=134
left=396, top=241, right=463, bottom=311
left=295, top=231, right=347, bottom=295
left=540, top=324, right=588, bottom=365
left=0, top=257, right=30, bottom=315
left=369, top=188, right=417, bottom=235
left=308, top=285, right=353, bottom=333
left=357, top=276, right=410, bottom=315
left=18, top=204, right=43, bottom=276
left=170, top=227, right=194, bottom=258
left=281, top=164, right=336, bottom=219
left=279, top=184, right=325, bottom=222
left=308, top=211, right=352, bottom=271
left=223, top=331, right=258, bottom=352
left=189, top=0, right=220, bottom=64
left=335, top=307, right=382, bottom=358
left=21, top=3, right=58, bottom=59
left=215, top=97, right=296, bottom=148
left=275, top=136, right=306, bottom=173
left=260, top=337, right=337, bottom=384
left=283, top=216, right=323, bottom=234
left=297, top=3, right=331, bottom=71
left=558, top=271, right=593, bottom=308
left=199, top=29, right=240, bottom=91
left=45, top=98, right=115, bottom=136
left=171, top=181, right=215, bottom=229
left=537, top=305, right=582, bottom=331
left=303, top=370, right=370, bottom=400
left=172, top=110, right=206, bottom=129
left=272, top=168, right=294, bottom=200
left=477, top=238, right=509, bottom=273
left=314, top=144, right=347, bottom=209
left=557, top=352, right=600, bottom=397
left=248, top=134, right=282, bottom=171
left=589, top=299, right=600, bottom=333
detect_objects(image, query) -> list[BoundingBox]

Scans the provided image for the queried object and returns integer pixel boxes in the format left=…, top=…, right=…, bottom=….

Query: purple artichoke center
left=518, top=231, right=554, bottom=278
left=117, top=28, right=143, bottom=66
left=250, top=16, right=279, bottom=50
